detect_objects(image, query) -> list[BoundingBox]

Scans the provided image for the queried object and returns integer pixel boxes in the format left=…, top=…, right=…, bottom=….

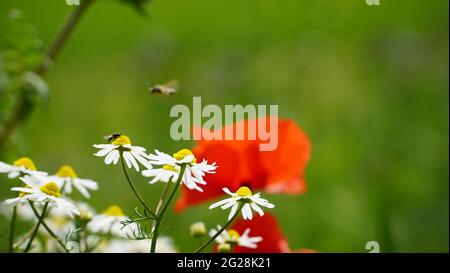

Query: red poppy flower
left=175, top=116, right=311, bottom=212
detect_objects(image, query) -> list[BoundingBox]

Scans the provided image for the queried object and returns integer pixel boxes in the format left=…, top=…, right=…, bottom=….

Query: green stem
left=0, top=0, right=96, bottom=151
left=8, top=205, right=17, bottom=252
left=13, top=226, right=35, bottom=250
left=24, top=202, right=49, bottom=253
left=155, top=180, right=172, bottom=215
left=36, top=0, right=96, bottom=75
left=119, top=152, right=157, bottom=219
left=150, top=164, right=187, bottom=253
left=28, top=201, right=69, bottom=253
left=194, top=204, right=243, bottom=253
left=151, top=180, right=172, bottom=231
left=197, top=237, right=204, bottom=252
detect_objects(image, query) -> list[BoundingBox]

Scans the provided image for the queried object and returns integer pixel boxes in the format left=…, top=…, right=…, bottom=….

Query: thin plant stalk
left=119, top=152, right=157, bottom=219
left=194, top=204, right=244, bottom=253
left=151, top=180, right=172, bottom=231
left=150, top=164, right=187, bottom=253
left=24, top=202, right=49, bottom=253
left=8, top=205, right=17, bottom=252
left=28, top=201, right=69, bottom=253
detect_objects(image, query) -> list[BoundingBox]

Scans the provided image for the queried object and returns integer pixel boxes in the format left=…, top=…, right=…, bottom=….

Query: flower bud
left=217, top=243, right=232, bottom=253
left=190, top=222, right=207, bottom=238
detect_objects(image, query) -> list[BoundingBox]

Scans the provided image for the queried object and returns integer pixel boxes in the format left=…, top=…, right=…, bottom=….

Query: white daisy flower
left=4, top=176, right=80, bottom=218
left=142, top=149, right=217, bottom=192
left=48, top=165, right=98, bottom=199
left=209, top=225, right=263, bottom=249
left=93, top=135, right=152, bottom=172
left=42, top=201, right=94, bottom=239
left=0, top=157, right=47, bottom=179
left=96, top=236, right=176, bottom=253
left=87, top=205, right=135, bottom=237
left=75, top=201, right=96, bottom=222
left=209, top=186, right=275, bottom=220
left=41, top=204, right=76, bottom=238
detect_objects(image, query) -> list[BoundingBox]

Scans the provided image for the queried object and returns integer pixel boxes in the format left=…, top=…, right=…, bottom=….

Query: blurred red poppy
left=175, top=116, right=311, bottom=212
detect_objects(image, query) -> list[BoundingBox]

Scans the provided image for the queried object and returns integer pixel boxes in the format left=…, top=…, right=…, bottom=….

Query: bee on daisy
left=48, top=165, right=98, bottom=199
left=0, top=157, right=47, bottom=179
left=4, top=175, right=80, bottom=218
left=209, top=186, right=275, bottom=220
left=142, top=149, right=217, bottom=192
left=93, top=135, right=152, bottom=171
left=209, top=225, right=263, bottom=251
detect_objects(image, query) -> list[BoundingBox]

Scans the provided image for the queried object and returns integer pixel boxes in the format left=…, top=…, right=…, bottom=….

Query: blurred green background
left=0, top=0, right=448, bottom=252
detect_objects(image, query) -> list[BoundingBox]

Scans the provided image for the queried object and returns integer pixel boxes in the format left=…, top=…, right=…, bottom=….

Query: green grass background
left=0, top=0, right=448, bottom=252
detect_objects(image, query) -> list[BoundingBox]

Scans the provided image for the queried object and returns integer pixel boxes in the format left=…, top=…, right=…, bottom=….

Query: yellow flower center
left=173, top=149, right=196, bottom=163
left=56, top=165, right=78, bottom=178
left=40, top=182, right=61, bottom=197
left=13, top=157, right=37, bottom=171
left=236, top=186, right=252, bottom=197
left=52, top=216, right=69, bottom=227
left=163, top=164, right=178, bottom=172
left=102, top=205, right=125, bottom=217
left=112, top=135, right=131, bottom=146
left=227, top=229, right=240, bottom=241
left=218, top=243, right=232, bottom=253
left=19, top=185, right=32, bottom=197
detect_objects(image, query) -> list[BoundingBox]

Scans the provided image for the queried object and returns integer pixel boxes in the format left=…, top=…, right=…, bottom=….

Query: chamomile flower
left=48, top=165, right=98, bottom=199
left=0, top=157, right=47, bottom=179
left=97, top=236, right=176, bottom=253
left=142, top=149, right=217, bottom=192
left=43, top=201, right=94, bottom=239
left=41, top=204, right=76, bottom=238
left=75, top=201, right=95, bottom=222
left=4, top=176, right=80, bottom=218
left=87, top=205, right=133, bottom=236
left=209, top=187, right=275, bottom=220
left=93, top=135, right=152, bottom=171
left=209, top=225, right=263, bottom=249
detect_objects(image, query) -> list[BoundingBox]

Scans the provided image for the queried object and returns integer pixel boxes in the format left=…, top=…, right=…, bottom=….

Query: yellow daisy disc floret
left=236, top=186, right=252, bottom=197
left=227, top=229, right=240, bottom=241
left=112, top=135, right=131, bottom=146
left=163, top=164, right=177, bottom=172
left=56, top=165, right=77, bottom=178
left=40, top=182, right=61, bottom=197
left=13, top=157, right=37, bottom=171
left=173, top=149, right=196, bottom=163
left=103, top=205, right=125, bottom=217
